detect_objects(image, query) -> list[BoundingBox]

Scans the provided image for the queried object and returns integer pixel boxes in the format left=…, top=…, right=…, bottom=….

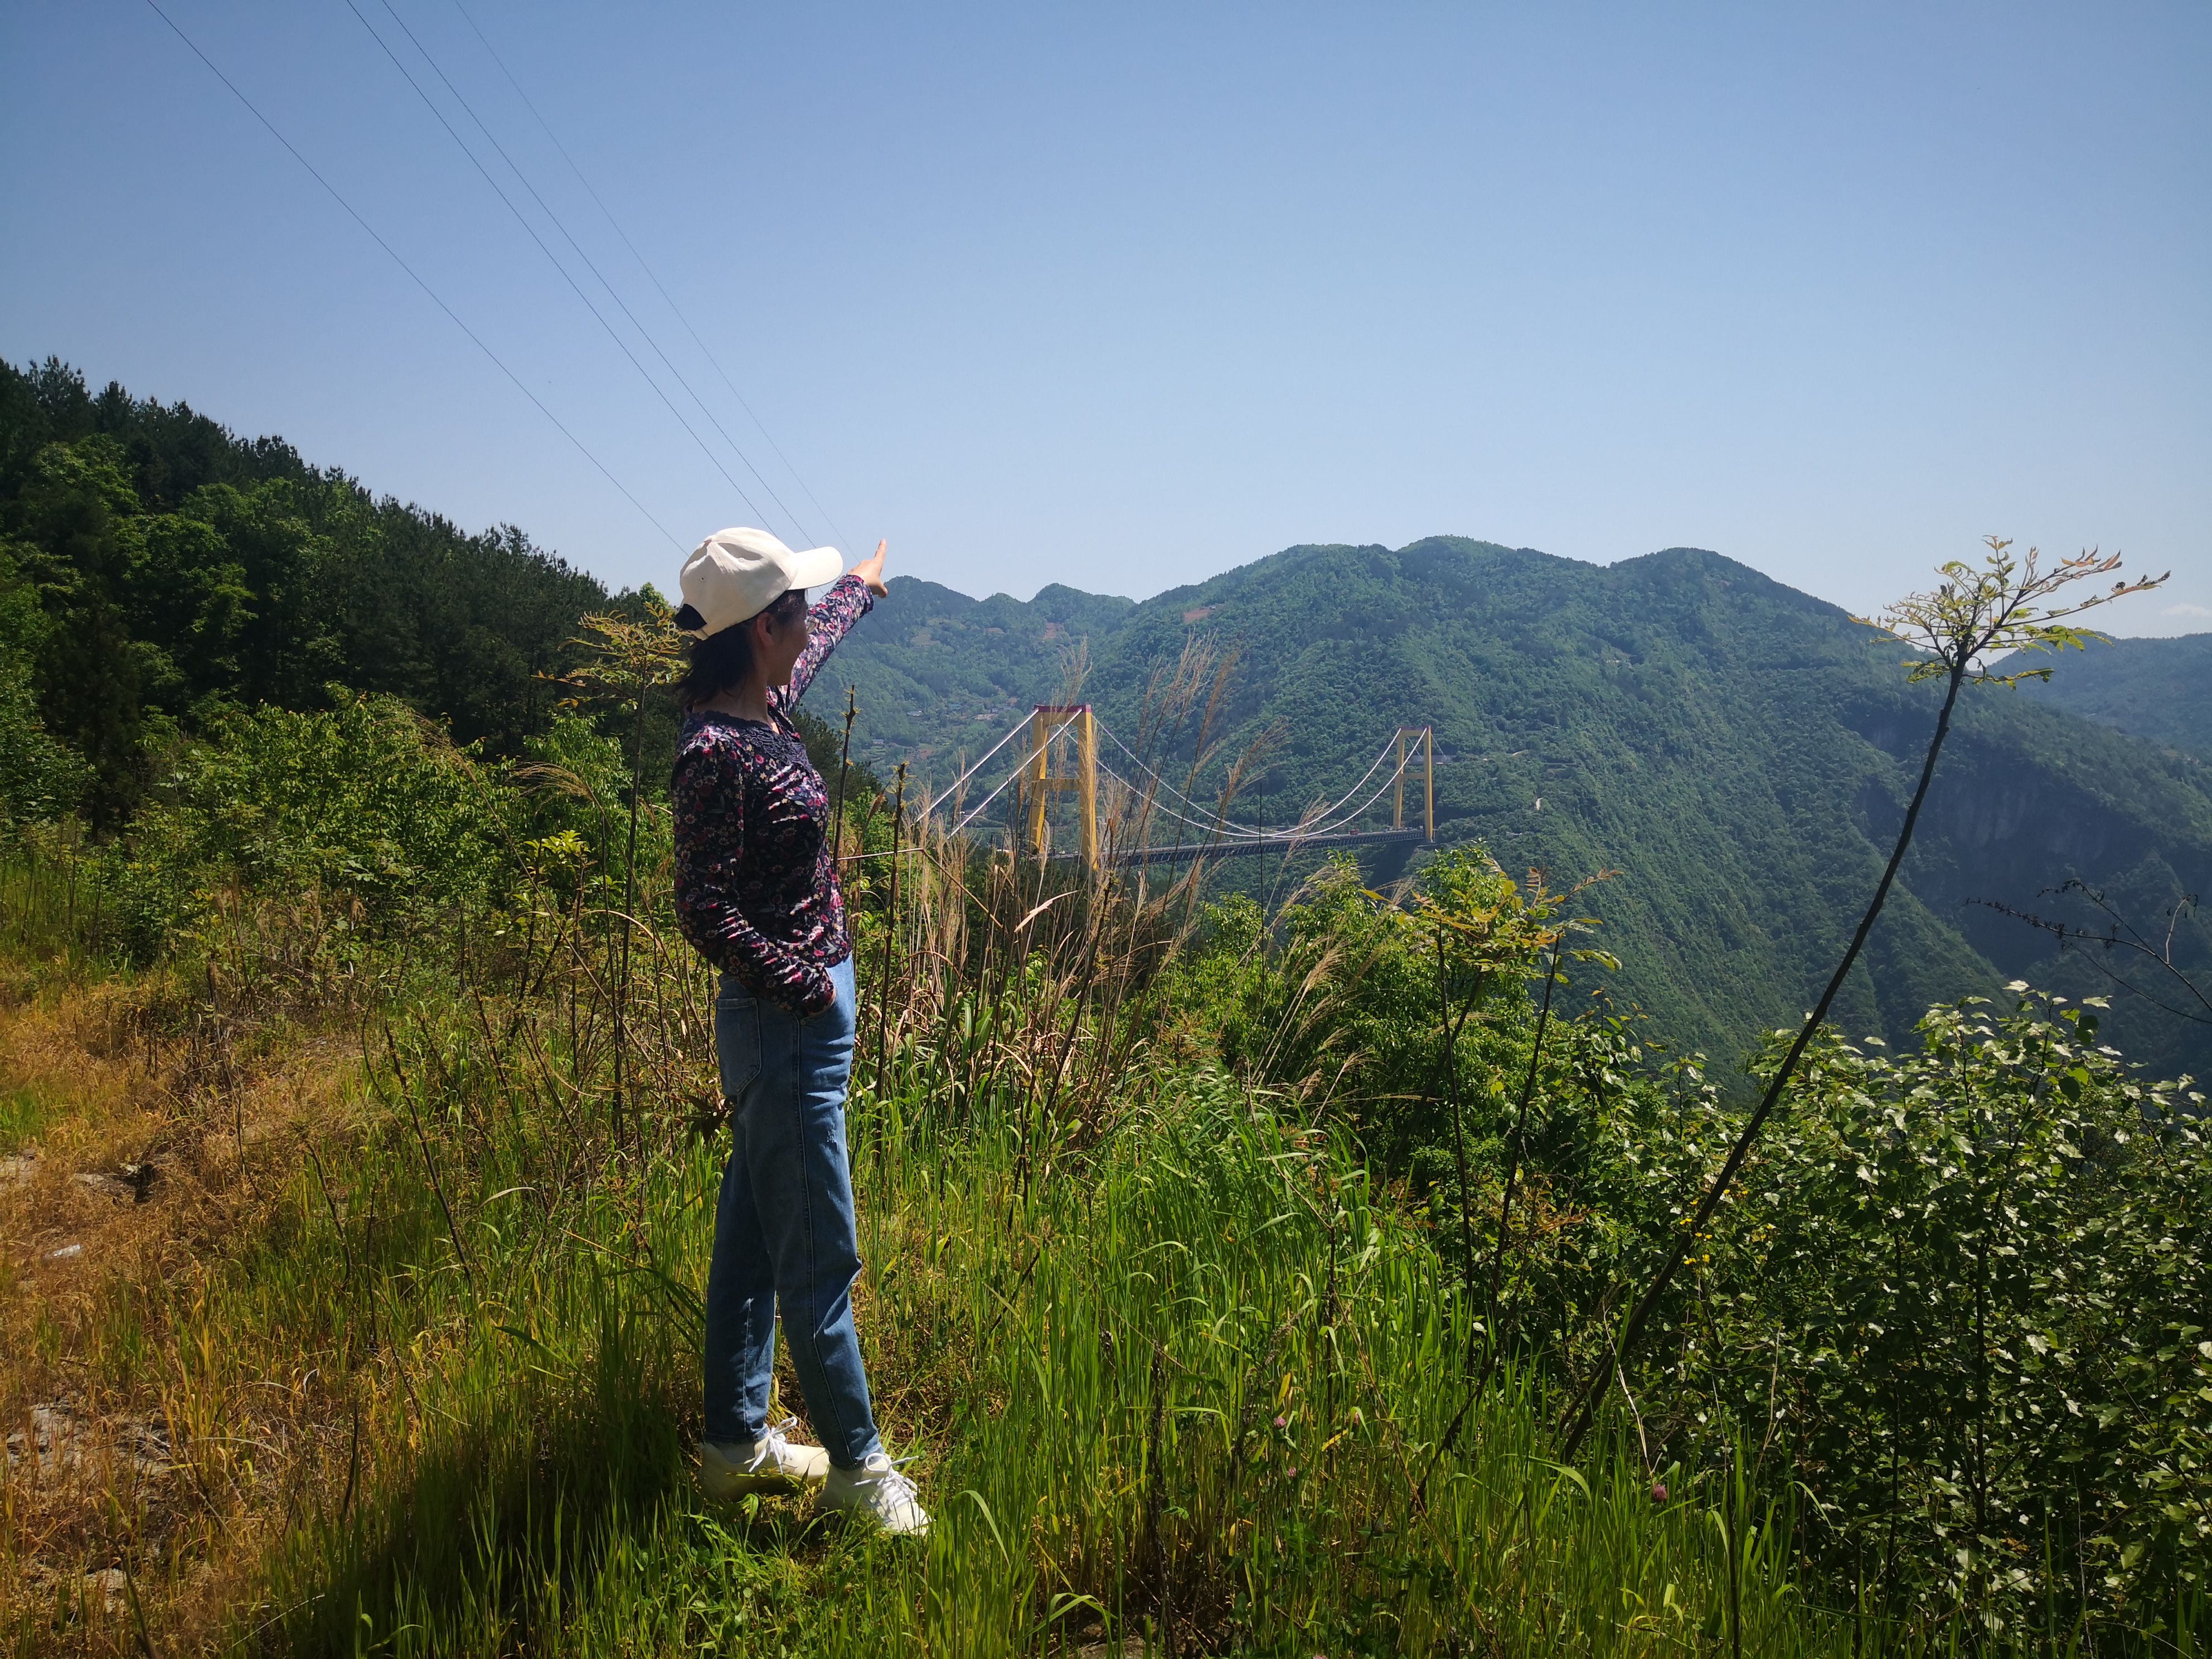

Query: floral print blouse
left=672, top=574, right=874, bottom=1016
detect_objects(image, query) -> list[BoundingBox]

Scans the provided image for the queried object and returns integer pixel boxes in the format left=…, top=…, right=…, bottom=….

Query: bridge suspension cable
left=944, top=762, right=1029, bottom=838
left=1094, top=717, right=1425, bottom=841
left=1094, top=764, right=1266, bottom=842
left=1104, top=746, right=1415, bottom=847
left=903, top=705, right=1434, bottom=866
left=920, top=716, right=1034, bottom=820
left=1095, top=725, right=1268, bottom=838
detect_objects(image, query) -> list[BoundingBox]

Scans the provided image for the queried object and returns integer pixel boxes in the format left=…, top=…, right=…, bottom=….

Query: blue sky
left=5, top=2, right=2207, bottom=632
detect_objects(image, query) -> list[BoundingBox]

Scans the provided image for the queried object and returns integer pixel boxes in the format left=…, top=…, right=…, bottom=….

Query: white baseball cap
left=677, top=527, right=845, bottom=638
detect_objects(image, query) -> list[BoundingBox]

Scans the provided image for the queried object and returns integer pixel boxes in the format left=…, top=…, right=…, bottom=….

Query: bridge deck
left=1078, top=827, right=1432, bottom=867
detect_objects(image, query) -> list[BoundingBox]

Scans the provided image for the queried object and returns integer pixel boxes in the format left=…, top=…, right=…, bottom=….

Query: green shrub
left=1160, top=850, right=1542, bottom=1166
left=112, top=691, right=518, bottom=962
left=0, top=537, right=89, bottom=827
left=1676, top=996, right=2212, bottom=1634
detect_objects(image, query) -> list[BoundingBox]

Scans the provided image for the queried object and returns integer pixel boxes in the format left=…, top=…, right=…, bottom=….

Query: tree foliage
left=0, top=358, right=609, bottom=828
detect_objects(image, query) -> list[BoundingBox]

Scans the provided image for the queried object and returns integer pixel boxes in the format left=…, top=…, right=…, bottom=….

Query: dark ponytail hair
left=675, top=588, right=807, bottom=708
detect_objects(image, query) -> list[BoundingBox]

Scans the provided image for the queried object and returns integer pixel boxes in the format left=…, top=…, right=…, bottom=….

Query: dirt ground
left=1, top=966, right=355, bottom=1655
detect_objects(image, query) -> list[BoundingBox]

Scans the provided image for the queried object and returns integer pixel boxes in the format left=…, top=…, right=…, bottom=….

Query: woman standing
left=670, top=526, right=927, bottom=1536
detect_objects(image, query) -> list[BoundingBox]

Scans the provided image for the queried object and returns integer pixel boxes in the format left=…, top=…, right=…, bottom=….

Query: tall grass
left=0, top=828, right=113, bottom=967
left=239, top=1030, right=1867, bottom=1657
left=4, top=675, right=2202, bottom=1655
left=2, top=805, right=1870, bottom=1655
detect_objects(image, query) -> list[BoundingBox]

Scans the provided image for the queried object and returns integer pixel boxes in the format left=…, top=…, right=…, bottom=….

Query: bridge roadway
left=1061, top=827, right=1433, bottom=867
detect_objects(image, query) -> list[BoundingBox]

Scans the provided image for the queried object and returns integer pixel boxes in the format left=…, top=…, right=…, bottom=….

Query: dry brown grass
left=0, top=965, right=360, bottom=1655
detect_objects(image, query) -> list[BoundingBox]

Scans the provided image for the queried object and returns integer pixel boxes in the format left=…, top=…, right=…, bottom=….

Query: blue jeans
left=704, top=955, right=884, bottom=1468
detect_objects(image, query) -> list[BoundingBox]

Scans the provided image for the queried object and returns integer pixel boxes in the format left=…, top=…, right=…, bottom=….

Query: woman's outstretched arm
left=783, top=541, right=889, bottom=706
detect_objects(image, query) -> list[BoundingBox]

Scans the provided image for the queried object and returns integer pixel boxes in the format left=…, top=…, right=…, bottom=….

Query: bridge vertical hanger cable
left=1096, top=723, right=1267, bottom=830
left=446, top=0, right=857, bottom=557
left=370, top=0, right=820, bottom=549
left=138, top=0, right=681, bottom=551
left=942, top=715, right=1419, bottom=855
left=339, top=0, right=784, bottom=531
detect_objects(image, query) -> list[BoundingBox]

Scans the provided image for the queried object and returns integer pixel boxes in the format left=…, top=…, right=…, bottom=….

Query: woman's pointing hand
left=853, top=540, right=889, bottom=597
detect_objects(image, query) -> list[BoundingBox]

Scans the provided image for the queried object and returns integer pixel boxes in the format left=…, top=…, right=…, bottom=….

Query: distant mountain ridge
left=2012, top=631, right=2212, bottom=762
left=14, top=362, right=2194, bottom=1083
left=818, top=539, right=2212, bottom=1080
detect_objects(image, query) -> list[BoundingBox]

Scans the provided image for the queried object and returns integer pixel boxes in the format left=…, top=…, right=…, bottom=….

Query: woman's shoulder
left=677, top=710, right=764, bottom=768
left=676, top=709, right=805, bottom=768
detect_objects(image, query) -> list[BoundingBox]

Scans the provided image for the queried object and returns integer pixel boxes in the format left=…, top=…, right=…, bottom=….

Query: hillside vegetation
left=6, top=683, right=2206, bottom=1656
left=8, top=358, right=2202, bottom=1079
left=3, top=365, right=2208, bottom=1655
left=0, top=358, right=610, bottom=831
left=2014, top=632, right=2212, bottom=763
left=832, top=545, right=2212, bottom=1081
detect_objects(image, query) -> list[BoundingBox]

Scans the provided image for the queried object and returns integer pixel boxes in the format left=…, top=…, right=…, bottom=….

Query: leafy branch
left=1556, top=537, right=2167, bottom=1461
left=1972, top=881, right=2210, bottom=1026
left=1874, top=539, right=2165, bottom=686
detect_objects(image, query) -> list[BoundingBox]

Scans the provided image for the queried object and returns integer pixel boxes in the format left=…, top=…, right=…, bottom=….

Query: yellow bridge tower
left=1393, top=726, right=1435, bottom=842
left=1018, top=705, right=1099, bottom=869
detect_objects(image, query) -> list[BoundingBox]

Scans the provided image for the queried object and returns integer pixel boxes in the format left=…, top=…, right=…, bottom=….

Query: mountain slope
left=11, top=361, right=2194, bottom=1079
left=0, top=358, right=610, bottom=827
left=814, top=577, right=1134, bottom=770
left=816, top=539, right=2212, bottom=1079
left=2011, top=631, right=2212, bottom=761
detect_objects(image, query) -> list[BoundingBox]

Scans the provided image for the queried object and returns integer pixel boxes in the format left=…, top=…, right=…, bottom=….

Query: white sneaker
left=821, top=1451, right=930, bottom=1535
left=698, top=1419, right=831, bottom=1498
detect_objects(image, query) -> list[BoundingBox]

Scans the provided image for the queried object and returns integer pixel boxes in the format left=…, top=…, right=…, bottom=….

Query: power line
left=446, top=0, right=857, bottom=555
left=139, top=0, right=680, bottom=550
left=370, top=0, right=819, bottom=550
left=339, top=0, right=780, bottom=532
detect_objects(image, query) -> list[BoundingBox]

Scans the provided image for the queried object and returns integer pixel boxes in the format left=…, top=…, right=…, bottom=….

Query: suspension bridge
left=905, top=705, right=1435, bottom=870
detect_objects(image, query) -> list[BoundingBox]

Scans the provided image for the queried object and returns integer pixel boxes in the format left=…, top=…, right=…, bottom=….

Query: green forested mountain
left=826, top=540, right=2212, bottom=1080
left=0, top=358, right=612, bottom=828
left=806, top=576, right=1135, bottom=768
left=4, top=362, right=2203, bottom=1081
left=2011, top=629, right=2212, bottom=761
